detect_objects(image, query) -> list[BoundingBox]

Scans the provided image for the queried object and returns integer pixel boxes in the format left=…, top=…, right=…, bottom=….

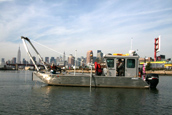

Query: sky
left=0, top=0, right=172, bottom=62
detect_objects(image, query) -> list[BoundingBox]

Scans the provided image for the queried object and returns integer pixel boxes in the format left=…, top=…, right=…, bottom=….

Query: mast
left=21, top=36, right=48, bottom=71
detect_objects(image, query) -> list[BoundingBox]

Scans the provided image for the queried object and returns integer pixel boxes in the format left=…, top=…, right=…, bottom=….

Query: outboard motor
left=145, top=74, right=159, bottom=88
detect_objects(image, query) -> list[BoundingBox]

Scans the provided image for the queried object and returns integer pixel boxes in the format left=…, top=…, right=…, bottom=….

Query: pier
left=6, top=63, right=44, bottom=70
left=146, top=70, right=172, bottom=75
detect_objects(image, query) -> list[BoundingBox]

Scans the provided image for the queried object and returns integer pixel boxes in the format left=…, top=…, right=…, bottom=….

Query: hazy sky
left=0, top=0, right=172, bottom=61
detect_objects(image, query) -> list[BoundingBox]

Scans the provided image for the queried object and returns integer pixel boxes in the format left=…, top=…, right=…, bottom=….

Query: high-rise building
left=11, top=57, right=16, bottom=64
left=45, top=57, right=49, bottom=64
left=38, top=57, right=43, bottom=64
left=63, top=52, right=66, bottom=62
left=81, top=56, right=86, bottom=67
left=6, top=60, right=10, bottom=64
left=30, top=56, right=36, bottom=64
left=33, top=56, right=36, bottom=64
left=1, top=58, right=5, bottom=63
left=23, top=58, right=27, bottom=64
left=17, top=47, right=21, bottom=64
left=1, top=58, right=5, bottom=65
left=93, top=56, right=96, bottom=63
left=68, top=54, right=74, bottom=66
left=86, top=50, right=93, bottom=65
left=56, top=57, right=60, bottom=65
left=50, top=57, right=55, bottom=64
left=59, top=56, right=62, bottom=62
left=76, top=58, right=81, bottom=66
left=97, top=50, right=103, bottom=63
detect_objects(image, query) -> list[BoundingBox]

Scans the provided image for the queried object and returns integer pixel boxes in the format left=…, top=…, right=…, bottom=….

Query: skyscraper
left=11, top=57, right=16, bottom=64
left=63, top=52, right=65, bottom=62
left=23, top=58, right=27, bottom=64
left=1, top=58, right=5, bottom=63
left=76, top=58, right=81, bottom=66
left=50, top=57, right=55, bottom=64
left=30, top=56, right=36, bottom=64
left=97, top=50, right=103, bottom=63
left=68, top=54, right=74, bottom=66
left=1, top=58, right=5, bottom=65
left=86, top=50, right=93, bottom=65
left=17, top=47, right=21, bottom=64
left=56, top=57, right=60, bottom=64
left=45, top=57, right=49, bottom=64
left=81, top=56, right=86, bottom=67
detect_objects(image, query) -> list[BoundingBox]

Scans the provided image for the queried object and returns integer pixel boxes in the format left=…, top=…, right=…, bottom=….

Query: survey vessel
left=21, top=36, right=159, bottom=88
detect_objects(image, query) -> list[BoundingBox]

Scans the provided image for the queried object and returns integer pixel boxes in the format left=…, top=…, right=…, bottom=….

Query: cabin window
left=107, top=59, right=114, bottom=68
left=127, top=59, right=135, bottom=68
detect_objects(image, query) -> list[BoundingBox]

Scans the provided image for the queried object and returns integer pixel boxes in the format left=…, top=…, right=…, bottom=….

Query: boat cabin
left=104, top=53, right=139, bottom=77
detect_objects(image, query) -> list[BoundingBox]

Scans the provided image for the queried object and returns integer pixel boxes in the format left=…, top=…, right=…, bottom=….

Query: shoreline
left=1, top=69, right=172, bottom=76
left=146, top=70, right=172, bottom=76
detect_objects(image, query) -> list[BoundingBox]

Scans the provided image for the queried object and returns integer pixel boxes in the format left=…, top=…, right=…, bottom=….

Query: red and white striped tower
left=154, top=36, right=161, bottom=61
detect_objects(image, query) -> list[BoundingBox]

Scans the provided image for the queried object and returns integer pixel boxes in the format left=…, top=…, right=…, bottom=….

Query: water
left=0, top=70, right=172, bottom=115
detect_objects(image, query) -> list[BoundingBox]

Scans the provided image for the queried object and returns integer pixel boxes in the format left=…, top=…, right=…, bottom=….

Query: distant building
left=23, top=58, right=27, bottom=64
left=139, top=57, right=153, bottom=62
left=30, top=56, right=36, bottom=64
left=33, top=56, right=36, bottom=63
left=11, top=57, right=16, bottom=64
left=93, top=56, right=96, bottom=63
left=81, top=56, right=86, bottom=67
left=167, top=58, right=171, bottom=62
left=56, top=57, right=60, bottom=65
left=6, top=60, right=11, bottom=64
left=97, top=50, right=103, bottom=63
left=68, top=54, right=74, bottom=67
left=1, top=58, right=5, bottom=63
left=59, top=56, right=63, bottom=62
left=45, top=57, right=49, bottom=64
left=157, top=55, right=165, bottom=61
left=63, top=52, right=66, bottom=62
left=139, top=55, right=165, bottom=62
left=97, top=50, right=103, bottom=59
left=1, top=58, right=5, bottom=66
left=50, top=57, right=55, bottom=64
left=76, top=58, right=81, bottom=66
left=38, top=57, right=43, bottom=64
left=86, top=50, right=93, bottom=65
left=17, top=47, right=21, bottom=64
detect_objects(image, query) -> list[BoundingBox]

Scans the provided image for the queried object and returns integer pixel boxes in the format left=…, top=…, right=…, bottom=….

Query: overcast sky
left=0, top=0, right=172, bottom=61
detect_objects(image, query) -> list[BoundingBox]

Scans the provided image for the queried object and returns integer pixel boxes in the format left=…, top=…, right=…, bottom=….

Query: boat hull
left=33, top=72, right=149, bottom=89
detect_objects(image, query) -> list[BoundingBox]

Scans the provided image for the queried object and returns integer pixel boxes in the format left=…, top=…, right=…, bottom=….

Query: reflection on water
left=0, top=71, right=172, bottom=115
left=31, top=85, right=160, bottom=115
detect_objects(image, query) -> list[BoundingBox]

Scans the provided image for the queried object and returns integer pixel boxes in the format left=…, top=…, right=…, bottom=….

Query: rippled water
left=0, top=70, right=172, bottom=115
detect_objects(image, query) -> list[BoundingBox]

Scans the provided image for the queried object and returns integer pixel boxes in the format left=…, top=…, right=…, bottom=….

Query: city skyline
left=0, top=0, right=172, bottom=60
left=2, top=46, right=105, bottom=67
left=1, top=46, right=169, bottom=66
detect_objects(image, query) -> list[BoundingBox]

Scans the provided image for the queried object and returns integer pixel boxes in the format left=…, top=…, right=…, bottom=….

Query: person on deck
left=95, top=62, right=102, bottom=76
left=117, top=59, right=124, bottom=76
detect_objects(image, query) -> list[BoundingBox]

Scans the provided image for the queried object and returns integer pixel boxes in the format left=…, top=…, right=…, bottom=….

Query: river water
left=0, top=70, right=172, bottom=115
